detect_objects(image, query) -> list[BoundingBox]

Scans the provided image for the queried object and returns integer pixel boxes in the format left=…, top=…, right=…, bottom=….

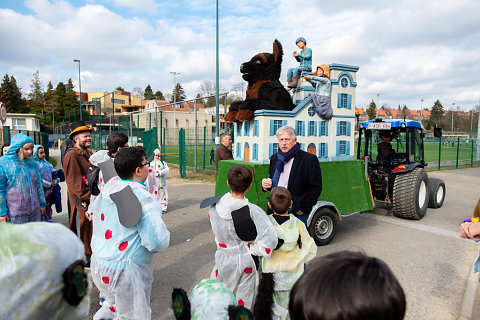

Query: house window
left=340, top=94, right=348, bottom=108
left=341, top=78, right=348, bottom=88
left=270, top=120, right=286, bottom=136
left=268, top=143, right=279, bottom=158
left=236, top=122, right=242, bottom=137
left=113, top=99, right=125, bottom=104
left=337, top=93, right=352, bottom=109
left=253, top=120, right=259, bottom=136
left=336, top=121, right=351, bottom=136
left=336, top=141, right=350, bottom=156
left=236, top=142, right=241, bottom=157
left=308, top=106, right=316, bottom=117
left=12, top=118, right=26, bottom=130
left=244, top=121, right=250, bottom=136
left=308, top=121, right=317, bottom=136
left=253, top=143, right=258, bottom=160
left=319, top=143, right=328, bottom=158
left=319, top=121, right=329, bottom=136
left=295, top=120, right=305, bottom=136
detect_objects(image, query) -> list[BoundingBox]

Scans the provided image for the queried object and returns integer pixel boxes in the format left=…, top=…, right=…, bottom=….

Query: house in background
left=4, top=113, right=41, bottom=132
left=233, top=63, right=358, bottom=163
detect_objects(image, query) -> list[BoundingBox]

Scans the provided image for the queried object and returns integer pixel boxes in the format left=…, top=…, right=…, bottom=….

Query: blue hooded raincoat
left=0, top=133, right=46, bottom=221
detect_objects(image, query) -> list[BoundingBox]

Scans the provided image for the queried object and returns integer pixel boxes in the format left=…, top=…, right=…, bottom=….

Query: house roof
left=420, top=110, right=431, bottom=117
left=376, top=109, right=387, bottom=117
left=406, top=109, right=419, bottom=117
left=389, top=109, right=402, bottom=117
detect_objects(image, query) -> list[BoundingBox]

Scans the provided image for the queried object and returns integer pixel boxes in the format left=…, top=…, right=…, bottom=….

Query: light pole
left=376, top=93, right=380, bottom=108
left=73, top=59, right=82, bottom=121
left=170, top=71, right=180, bottom=145
left=215, top=0, right=220, bottom=142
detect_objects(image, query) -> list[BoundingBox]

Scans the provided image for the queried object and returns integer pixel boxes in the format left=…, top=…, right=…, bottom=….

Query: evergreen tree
left=115, top=86, right=125, bottom=91
left=171, top=83, right=186, bottom=103
left=195, top=93, right=205, bottom=105
left=28, top=70, right=44, bottom=114
left=0, top=74, right=26, bottom=113
left=402, top=105, right=408, bottom=119
left=430, top=100, right=444, bottom=126
left=44, top=81, right=60, bottom=124
left=366, top=100, right=377, bottom=120
left=154, top=90, right=165, bottom=100
left=144, top=84, right=154, bottom=100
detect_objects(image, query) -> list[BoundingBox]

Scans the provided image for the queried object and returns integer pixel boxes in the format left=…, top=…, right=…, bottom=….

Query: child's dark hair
left=227, top=165, right=253, bottom=194
left=269, top=187, right=291, bottom=214
left=1, top=142, right=10, bottom=156
left=107, top=133, right=128, bottom=157
left=289, top=251, right=406, bottom=320
left=114, top=146, right=147, bottom=180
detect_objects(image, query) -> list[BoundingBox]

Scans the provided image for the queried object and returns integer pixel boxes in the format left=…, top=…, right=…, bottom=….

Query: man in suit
left=262, top=126, right=322, bottom=224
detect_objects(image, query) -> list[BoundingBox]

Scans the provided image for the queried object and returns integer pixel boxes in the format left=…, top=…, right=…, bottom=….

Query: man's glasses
left=139, top=162, right=149, bottom=167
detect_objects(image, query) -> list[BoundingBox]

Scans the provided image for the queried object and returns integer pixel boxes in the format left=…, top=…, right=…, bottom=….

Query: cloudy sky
left=1, top=0, right=479, bottom=110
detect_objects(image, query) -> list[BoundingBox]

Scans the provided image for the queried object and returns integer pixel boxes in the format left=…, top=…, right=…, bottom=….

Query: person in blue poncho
left=0, top=133, right=46, bottom=223
left=34, top=144, right=60, bottom=222
left=287, top=37, right=312, bottom=89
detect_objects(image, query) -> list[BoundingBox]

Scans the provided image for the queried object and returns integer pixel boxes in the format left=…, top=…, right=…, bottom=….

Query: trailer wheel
left=428, top=178, right=446, bottom=209
left=392, top=168, right=429, bottom=220
left=308, top=207, right=337, bottom=246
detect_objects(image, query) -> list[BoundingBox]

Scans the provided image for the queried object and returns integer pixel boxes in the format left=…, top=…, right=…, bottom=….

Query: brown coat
left=215, top=144, right=233, bottom=171
left=63, top=147, right=93, bottom=255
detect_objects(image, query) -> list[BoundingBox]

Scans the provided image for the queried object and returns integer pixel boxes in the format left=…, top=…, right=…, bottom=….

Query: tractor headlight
left=401, top=123, right=406, bottom=128
left=359, top=123, right=364, bottom=129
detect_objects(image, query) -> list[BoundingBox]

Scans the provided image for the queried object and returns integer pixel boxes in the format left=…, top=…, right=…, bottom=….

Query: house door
left=244, top=142, right=250, bottom=162
left=307, top=143, right=316, bottom=155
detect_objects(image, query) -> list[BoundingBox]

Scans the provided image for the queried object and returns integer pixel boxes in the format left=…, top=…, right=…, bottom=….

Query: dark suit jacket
left=268, top=150, right=322, bottom=215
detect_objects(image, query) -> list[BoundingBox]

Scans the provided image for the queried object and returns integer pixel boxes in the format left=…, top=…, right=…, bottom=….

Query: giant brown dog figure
left=225, top=39, right=295, bottom=122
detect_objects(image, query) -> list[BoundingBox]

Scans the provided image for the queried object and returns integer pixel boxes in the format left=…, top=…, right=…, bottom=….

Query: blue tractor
left=357, top=119, right=446, bottom=219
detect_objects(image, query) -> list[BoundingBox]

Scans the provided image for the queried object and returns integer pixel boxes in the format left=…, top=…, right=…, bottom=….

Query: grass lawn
left=161, top=139, right=480, bottom=172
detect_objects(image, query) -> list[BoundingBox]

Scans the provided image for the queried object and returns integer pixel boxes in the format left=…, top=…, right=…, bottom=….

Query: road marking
left=459, top=262, right=478, bottom=320
left=360, top=212, right=464, bottom=240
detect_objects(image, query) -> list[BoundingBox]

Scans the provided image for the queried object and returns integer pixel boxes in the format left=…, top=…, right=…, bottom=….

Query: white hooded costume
left=208, top=193, right=278, bottom=310
left=149, top=148, right=169, bottom=212
left=89, top=177, right=170, bottom=320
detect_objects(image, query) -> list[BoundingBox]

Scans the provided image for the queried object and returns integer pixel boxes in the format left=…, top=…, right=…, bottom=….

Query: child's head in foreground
left=289, top=250, right=406, bottom=320
left=227, top=165, right=253, bottom=195
left=114, top=146, right=148, bottom=182
left=268, top=186, right=292, bottom=215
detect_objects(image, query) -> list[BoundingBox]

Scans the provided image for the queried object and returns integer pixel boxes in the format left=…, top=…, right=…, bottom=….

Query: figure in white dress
left=150, top=148, right=169, bottom=213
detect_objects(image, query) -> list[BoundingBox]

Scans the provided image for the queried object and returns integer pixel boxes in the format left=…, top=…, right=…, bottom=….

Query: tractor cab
left=357, top=119, right=426, bottom=169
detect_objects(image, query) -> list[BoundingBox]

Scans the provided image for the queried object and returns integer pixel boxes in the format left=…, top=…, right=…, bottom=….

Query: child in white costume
left=89, top=147, right=170, bottom=320
left=255, top=186, right=317, bottom=320
left=150, top=148, right=169, bottom=213
left=206, top=165, right=278, bottom=310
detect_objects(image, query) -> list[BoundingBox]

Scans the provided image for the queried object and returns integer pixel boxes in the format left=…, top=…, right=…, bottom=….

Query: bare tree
left=132, top=87, right=144, bottom=98
left=231, top=82, right=245, bottom=99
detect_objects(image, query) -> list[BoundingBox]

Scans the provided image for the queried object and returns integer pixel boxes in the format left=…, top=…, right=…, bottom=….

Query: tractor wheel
left=308, top=207, right=338, bottom=246
left=427, top=178, right=446, bottom=209
left=392, top=168, right=429, bottom=220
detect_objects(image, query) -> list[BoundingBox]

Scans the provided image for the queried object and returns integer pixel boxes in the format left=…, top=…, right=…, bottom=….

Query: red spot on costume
left=119, top=241, right=128, bottom=251
left=109, top=306, right=116, bottom=313
left=105, top=230, right=112, bottom=239
left=244, top=267, right=253, bottom=274
left=238, top=299, right=244, bottom=306
left=265, top=248, right=271, bottom=254
left=219, top=243, right=227, bottom=248
left=215, top=269, right=218, bottom=277
left=101, top=213, right=105, bottom=221
left=102, top=276, right=109, bottom=284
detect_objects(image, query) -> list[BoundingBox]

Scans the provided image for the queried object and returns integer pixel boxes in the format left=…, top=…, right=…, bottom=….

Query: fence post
left=163, top=127, right=166, bottom=162
left=203, top=126, right=206, bottom=170
left=438, top=137, right=441, bottom=170
left=471, top=139, right=474, bottom=167
left=456, top=137, right=460, bottom=169
left=179, top=128, right=186, bottom=178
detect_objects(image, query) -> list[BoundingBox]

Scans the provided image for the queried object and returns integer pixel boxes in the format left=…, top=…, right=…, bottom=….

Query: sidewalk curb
left=459, top=262, right=477, bottom=319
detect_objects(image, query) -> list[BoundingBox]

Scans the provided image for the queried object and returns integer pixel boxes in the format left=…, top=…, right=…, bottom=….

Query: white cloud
left=1, top=0, right=479, bottom=110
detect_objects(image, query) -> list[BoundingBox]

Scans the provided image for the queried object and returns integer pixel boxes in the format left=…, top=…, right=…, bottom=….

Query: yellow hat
left=69, top=125, right=93, bottom=139
left=314, top=64, right=330, bottom=79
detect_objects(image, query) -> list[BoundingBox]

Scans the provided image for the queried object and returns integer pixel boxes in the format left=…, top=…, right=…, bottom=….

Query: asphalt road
left=49, top=148, right=479, bottom=320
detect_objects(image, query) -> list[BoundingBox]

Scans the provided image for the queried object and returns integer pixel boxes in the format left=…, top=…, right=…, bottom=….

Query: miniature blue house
left=233, top=63, right=359, bottom=164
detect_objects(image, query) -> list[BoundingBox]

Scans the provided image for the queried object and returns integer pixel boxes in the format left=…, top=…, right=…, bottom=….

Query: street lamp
left=376, top=93, right=380, bottom=108
left=451, top=102, right=455, bottom=132
left=73, top=59, right=82, bottom=121
left=170, top=71, right=180, bottom=145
